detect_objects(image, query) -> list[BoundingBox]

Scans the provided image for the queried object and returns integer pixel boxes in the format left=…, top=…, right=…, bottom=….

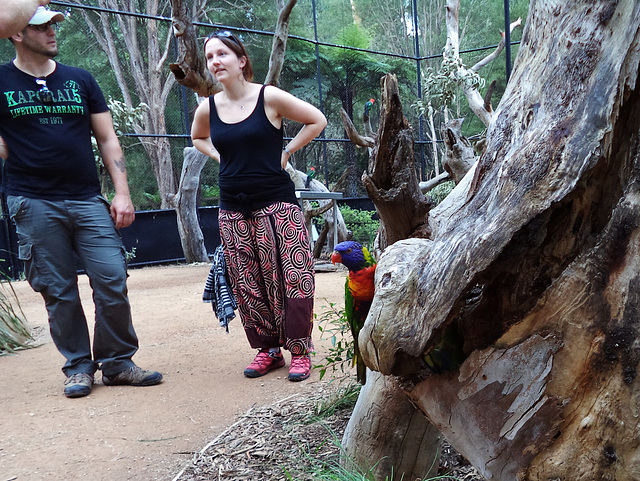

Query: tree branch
left=265, top=0, right=297, bottom=86
left=470, top=18, right=523, bottom=72
left=340, top=108, right=375, bottom=148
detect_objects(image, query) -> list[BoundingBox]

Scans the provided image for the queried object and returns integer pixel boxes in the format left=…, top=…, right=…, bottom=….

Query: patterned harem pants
left=219, top=202, right=315, bottom=355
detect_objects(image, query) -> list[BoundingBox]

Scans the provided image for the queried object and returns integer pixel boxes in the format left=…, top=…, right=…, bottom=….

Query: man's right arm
left=0, top=0, right=51, bottom=38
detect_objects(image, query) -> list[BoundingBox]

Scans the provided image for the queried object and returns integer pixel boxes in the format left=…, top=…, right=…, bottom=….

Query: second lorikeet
left=331, top=240, right=376, bottom=384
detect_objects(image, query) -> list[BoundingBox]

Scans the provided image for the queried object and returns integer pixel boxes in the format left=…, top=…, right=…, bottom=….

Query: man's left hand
left=110, top=193, right=135, bottom=229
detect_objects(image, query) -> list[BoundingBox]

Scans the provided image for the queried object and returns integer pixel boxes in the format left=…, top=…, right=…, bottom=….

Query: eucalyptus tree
left=77, top=0, right=194, bottom=209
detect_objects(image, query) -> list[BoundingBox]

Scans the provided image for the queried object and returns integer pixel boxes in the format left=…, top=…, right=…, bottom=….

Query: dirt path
left=0, top=263, right=347, bottom=481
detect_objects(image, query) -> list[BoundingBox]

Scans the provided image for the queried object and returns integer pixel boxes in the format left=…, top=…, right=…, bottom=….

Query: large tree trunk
left=341, top=370, right=441, bottom=480
left=360, top=1, right=640, bottom=480
left=340, top=74, right=442, bottom=481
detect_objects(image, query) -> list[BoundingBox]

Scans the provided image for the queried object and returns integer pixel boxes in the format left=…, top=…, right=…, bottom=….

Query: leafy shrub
left=339, top=205, right=380, bottom=248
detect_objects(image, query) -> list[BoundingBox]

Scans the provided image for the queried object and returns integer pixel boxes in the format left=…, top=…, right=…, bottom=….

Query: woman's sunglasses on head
left=206, top=30, right=241, bottom=46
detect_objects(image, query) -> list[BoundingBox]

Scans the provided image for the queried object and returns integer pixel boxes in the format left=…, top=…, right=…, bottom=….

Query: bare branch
left=265, top=0, right=297, bottom=86
left=419, top=172, right=451, bottom=194
left=470, top=18, right=522, bottom=72
left=340, top=108, right=375, bottom=148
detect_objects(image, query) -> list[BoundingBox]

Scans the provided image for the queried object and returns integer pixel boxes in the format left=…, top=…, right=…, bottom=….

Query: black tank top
left=209, top=85, right=298, bottom=215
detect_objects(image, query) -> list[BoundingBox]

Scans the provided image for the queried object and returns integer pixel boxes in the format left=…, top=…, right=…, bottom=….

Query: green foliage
left=415, top=50, right=485, bottom=115
left=312, top=205, right=380, bottom=249
left=0, top=279, right=32, bottom=355
left=429, top=180, right=456, bottom=205
left=201, top=184, right=220, bottom=205
left=125, top=247, right=137, bottom=263
left=108, top=98, right=148, bottom=137
left=340, top=206, right=380, bottom=248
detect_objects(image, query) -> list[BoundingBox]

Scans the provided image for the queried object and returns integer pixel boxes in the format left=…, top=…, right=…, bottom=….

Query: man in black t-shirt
left=0, top=6, right=163, bottom=398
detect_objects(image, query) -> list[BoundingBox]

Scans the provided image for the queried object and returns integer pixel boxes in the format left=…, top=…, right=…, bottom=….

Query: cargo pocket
left=18, top=242, right=44, bottom=292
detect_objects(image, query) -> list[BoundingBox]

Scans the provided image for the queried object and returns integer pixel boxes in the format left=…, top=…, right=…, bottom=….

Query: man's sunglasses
left=28, top=21, right=60, bottom=32
left=35, top=78, right=54, bottom=103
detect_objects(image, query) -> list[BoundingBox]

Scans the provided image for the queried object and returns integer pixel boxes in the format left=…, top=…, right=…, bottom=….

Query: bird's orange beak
left=331, top=252, right=341, bottom=265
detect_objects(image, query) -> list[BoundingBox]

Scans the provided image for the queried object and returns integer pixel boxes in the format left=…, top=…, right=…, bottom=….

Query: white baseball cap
left=28, top=6, right=65, bottom=25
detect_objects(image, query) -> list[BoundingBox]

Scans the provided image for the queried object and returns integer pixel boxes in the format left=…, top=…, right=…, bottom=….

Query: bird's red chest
left=348, top=265, right=376, bottom=301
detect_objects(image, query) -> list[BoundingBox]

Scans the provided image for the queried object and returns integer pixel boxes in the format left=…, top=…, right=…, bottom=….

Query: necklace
left=226, top=94, right=245, bottom=110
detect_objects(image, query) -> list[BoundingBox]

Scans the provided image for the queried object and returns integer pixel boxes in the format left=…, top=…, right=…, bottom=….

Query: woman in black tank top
left=191, top=31, right=327, bottom=382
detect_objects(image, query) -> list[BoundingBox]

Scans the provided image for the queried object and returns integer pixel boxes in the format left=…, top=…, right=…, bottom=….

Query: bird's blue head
left=331, top=240, right=366, bottom=272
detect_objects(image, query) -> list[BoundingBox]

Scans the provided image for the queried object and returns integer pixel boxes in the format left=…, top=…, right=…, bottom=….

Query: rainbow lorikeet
left=364, top=98, right=375, bottom=117
left=305, top=166, right=316, bottom=188
left=331, top=240, right=376, bottom=384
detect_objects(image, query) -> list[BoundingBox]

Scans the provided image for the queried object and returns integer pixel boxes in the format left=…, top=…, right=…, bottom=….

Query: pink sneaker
left=288, top=355, right=311, bottom=382
left=244, top=350, right=285, bottom=378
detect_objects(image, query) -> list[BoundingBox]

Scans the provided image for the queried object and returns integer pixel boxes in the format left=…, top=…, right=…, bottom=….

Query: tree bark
left=175, top=147, right=209, bottom=263
left=341, top=370, right=441, bottom=480
left=265, top=0, right=297, bottom=86
left=340, top=73, right=441, bottom=481
left=362, top=74, right=433, bottom=251
left=360, top=1, right=640, bottom=479
left=441, top=118, right=476, bottom=184
left=169, top=0, right=217, bottom=97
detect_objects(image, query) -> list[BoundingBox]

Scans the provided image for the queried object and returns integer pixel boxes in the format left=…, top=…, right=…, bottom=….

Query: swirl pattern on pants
left=220, top=202, right=314, bottom=355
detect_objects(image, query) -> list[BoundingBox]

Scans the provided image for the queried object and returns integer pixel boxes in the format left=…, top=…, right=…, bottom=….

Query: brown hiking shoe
left=102, top=366, right=163, bottom=386
left=64, top=372, right=94, bottom=398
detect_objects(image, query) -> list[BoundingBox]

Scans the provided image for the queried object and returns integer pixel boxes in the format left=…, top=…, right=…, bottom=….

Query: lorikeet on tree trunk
left=331, top=241, right=376, bottom=384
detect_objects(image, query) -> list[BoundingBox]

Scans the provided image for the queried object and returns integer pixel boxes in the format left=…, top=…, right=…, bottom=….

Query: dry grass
left=172, top=381, right=486, bottom=481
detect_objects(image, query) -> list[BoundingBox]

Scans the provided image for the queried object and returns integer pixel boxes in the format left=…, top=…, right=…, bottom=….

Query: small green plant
left=201, top=184, right=220, bottom=202
left=308, top=382, right=360, bottom=422
left=125, top=247, right=137, bottom=263
left=143, top=191, right=162, bottom=207
left=283, top=419, right=460, bottom=481
left=314, top=302, right=355, bottom=381
left=0, top=276, right=32, bottom=355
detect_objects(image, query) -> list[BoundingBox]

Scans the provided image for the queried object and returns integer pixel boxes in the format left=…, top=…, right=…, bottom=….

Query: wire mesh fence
left=0, top=0, right=527, bottom=212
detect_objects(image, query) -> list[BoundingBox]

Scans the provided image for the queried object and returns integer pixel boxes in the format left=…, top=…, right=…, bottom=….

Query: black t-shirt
left=0, top=61, right=109, bottom=200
